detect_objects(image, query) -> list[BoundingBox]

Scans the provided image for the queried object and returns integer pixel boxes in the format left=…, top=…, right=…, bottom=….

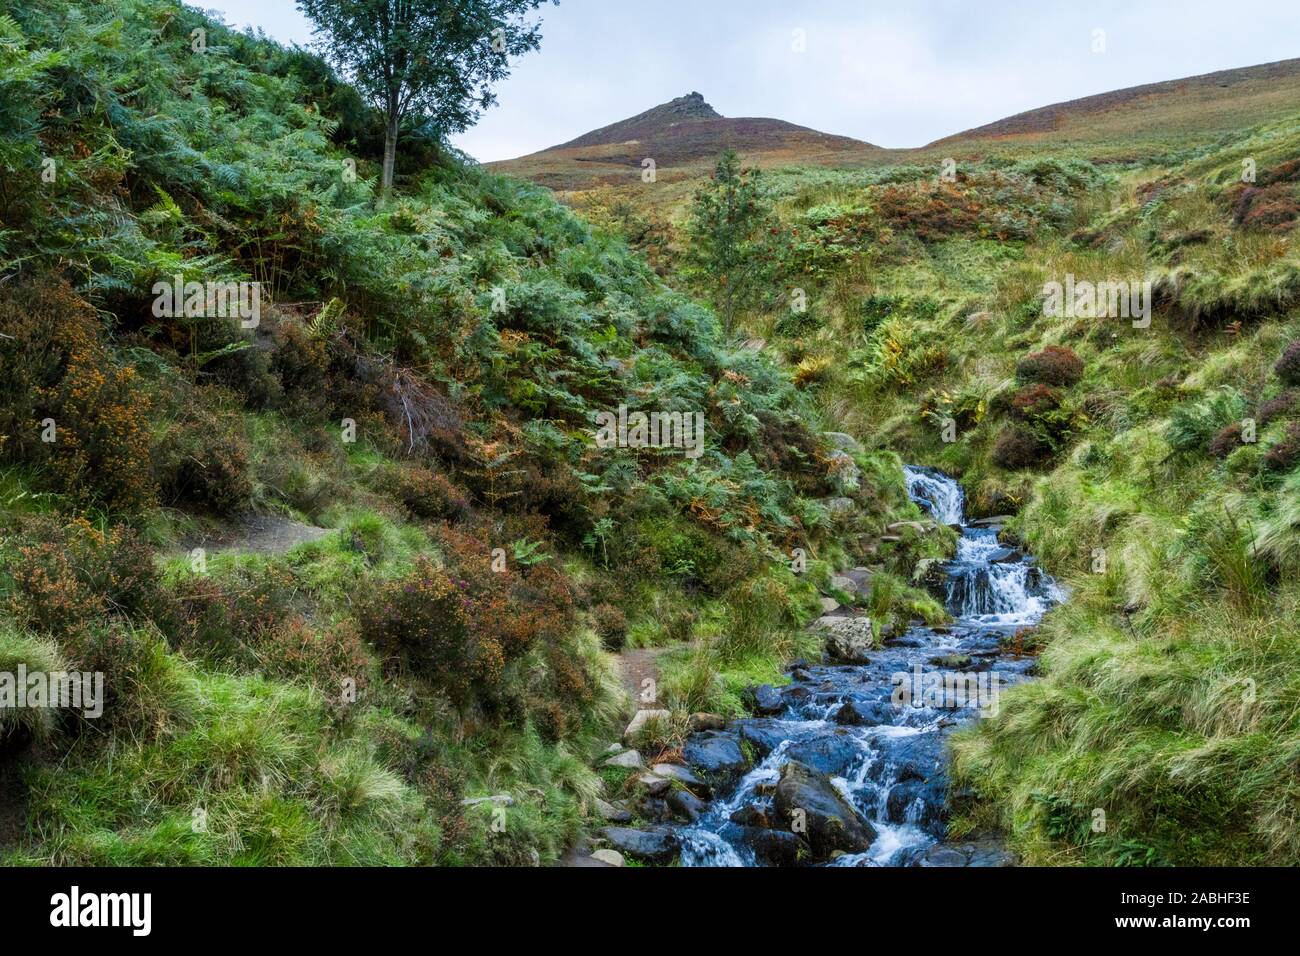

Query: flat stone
left=589, top=849, right=624, bottom=867
left=830, top=575, right=858, bottom=595
left=968, top=515, right=1014, bottom=528
left=819, top=596, right=841, bottom=614
left=460, top=794, right=514, bottom=808
left=598, top=826, right=679, bottom=864
left=645, top=762, right=709, bottom=795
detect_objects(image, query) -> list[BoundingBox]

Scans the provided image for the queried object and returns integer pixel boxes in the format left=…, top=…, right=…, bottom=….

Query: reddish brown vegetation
left=1016, top=346, right=1084, bottom=387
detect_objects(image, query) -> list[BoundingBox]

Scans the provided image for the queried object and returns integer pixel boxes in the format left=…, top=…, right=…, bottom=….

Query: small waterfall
left=904, top=465, right=965, bottom=526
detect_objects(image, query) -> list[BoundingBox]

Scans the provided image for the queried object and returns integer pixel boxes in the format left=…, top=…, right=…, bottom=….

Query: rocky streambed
left=585, top=466, right=1064, bottom=868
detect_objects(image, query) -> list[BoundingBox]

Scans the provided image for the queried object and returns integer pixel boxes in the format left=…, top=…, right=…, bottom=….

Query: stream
left=674, top=466, right=1065, bottom=867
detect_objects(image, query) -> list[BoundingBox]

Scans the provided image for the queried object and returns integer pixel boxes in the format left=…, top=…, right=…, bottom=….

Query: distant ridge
left=492, top=58, right=1300, bottom=193
left=933, top=57, right=1300, bottom=144
left=489, top=92, right=879, bottom=191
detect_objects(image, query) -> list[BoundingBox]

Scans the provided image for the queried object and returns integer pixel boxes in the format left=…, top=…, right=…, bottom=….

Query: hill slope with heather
left=489, top=92, right=881, bottom=192
left=0, top=0, right=941, bottom=865
left=934, top=57, right=1300, bottom=153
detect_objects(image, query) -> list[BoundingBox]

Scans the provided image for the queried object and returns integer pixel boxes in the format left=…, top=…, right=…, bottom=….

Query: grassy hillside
left=0, top=0, right=942, bottom=865
left=615, top=112, right=1300, bottom=865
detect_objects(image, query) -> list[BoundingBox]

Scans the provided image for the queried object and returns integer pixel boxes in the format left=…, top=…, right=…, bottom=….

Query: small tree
left=297, top=0, right=553, bottom=197
left=684, top=149, right=775, bottom=336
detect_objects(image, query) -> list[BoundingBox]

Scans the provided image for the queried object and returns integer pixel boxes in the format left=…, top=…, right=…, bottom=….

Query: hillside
left=489, top=92, right=881, bottom=192
left=935, top=57, right=1300, bottom=151
left=497, top=59, right=1300, bottom=202
left=0, top=0, right=940, bottom=865
left=641, top=107, right=1300, bottom=865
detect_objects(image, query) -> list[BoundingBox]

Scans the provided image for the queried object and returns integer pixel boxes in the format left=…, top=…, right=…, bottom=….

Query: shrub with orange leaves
left=40, top=327, right=156, bottom=514
left=384, top=462, right=470, bottom=521
left=8, top=517, right=171, bottom=638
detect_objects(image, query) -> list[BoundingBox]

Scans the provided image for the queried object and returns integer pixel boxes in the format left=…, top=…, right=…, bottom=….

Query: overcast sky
left=201, top=0, right=1300, bottom=161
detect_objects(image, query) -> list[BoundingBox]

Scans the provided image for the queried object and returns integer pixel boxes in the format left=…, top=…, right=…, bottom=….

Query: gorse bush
left=6, top=518, right=169, bottom=638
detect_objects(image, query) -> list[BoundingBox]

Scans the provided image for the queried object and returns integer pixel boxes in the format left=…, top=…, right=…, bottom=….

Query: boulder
left=819, top=596, right=841, bottom=615
left=843, top=567, right=875, bottom=592
left=622, top=709, right=671, bottom=746
left=594, top=798, right=632, bottom=823
left=816, top=616, right=877, bottom=664
left=589, top=849, right=624, bottom=867
left=833, top=699, right=890, bottom=727
left=687, top=712, right=726, bottom=733
left=785, top=731, right=868, bottom=777
left=827, top=449, right=862, bottom=495
left=737, top=826, right=804, bottom=867
left=886, top=521, right=930, bottom=534
left=782, top=685, right=813, bottom=705
left=773, top=761, right=877, bottom=861
left=598, top=826, right=679, bottom=864
left=884, top=780, right=946, bottom=831
left=822, top=431, right=863, bottom=454
left=636, top=796, right=673, bottom=823
left=603, top=749, right=644, bottom=770
left=667, top=788, right=707, bottom=823
left=912, top=845, right=968, bottom=867
left=747, top=684, right=784, bottom=716
left=830, top=574, right=859, bottom=595
left=731, top=718, right=788, bottom=758
left=683, top=731, right=748, bottom=790
left=729, top=805, right=771, bottom=829
left=987, top=547, right=1021, bottom=565
left=912, top=558, right=948, bottom=591
left=634, top=771, right=672, bottom=797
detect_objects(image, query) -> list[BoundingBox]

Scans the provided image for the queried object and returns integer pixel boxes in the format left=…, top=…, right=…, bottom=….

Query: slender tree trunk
left=381, top=114, right=399, bottom=201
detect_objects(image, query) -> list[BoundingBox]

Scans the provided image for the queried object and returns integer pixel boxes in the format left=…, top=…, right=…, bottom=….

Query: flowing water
left=677, top=466, right=1064, bottom=867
